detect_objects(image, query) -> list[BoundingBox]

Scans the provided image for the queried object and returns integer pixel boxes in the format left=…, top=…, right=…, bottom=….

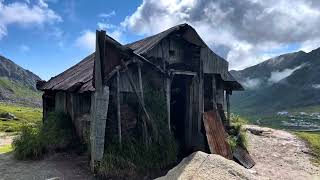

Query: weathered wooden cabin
left=37, top=23, right=243, bottom=166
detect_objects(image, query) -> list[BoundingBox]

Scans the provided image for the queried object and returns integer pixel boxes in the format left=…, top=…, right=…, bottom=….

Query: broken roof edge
left=221, top=72, right=244, bottom=91
left=125, top=23, right=229, bottom=68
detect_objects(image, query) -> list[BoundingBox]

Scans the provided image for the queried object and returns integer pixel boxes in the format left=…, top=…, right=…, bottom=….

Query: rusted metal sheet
left=203, top=110, right=232, bottom=159
left=233, top=146, right=256, bottom=169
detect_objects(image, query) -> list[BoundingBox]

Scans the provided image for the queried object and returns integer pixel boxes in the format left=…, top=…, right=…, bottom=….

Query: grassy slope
left=0, top=103, right=42, bottom=132
left=296, top=132, right=320, bottom=164
left=0, top=77, right=42, bottom=104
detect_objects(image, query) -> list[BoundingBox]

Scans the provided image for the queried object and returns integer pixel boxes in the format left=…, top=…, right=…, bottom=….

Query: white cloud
left=241, top=78, right=262, bottom=90
left=268, top=64, right=304, bottom=83
left=120, top=0, right=320, bottom=70
left=0, top=0, right=61, bottom=39
left=99, top=10, right=116, bottom=18
left=97, top=22, right=116, bottom=30
left=312, top=84, right=320, bottom=89
left=74, top=30, right=95, bottom=51
left=19, top=44, right=30, bottom=52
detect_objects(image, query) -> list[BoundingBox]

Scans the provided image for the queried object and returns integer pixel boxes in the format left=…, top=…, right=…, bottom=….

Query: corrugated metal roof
left=203, top=110, right=233, bottom=159
left=233, top=146, right=255, bottom=169
left=39, top=24, right=243, bottom=93
left=221, top=72, right=244, bottom=91
left=40, top=53, right=95, bottom=92
left=125, top=23, right=189, bottom=55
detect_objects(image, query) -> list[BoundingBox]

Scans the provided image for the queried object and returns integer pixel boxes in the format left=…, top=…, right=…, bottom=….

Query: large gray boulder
left=156, top=151, right=257, bottom=180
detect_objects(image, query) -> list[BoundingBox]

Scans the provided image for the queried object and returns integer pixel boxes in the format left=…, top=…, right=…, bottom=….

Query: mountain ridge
left=230, top=47, right=320, bottom=115
left=0, top=55, right=42, bottom=106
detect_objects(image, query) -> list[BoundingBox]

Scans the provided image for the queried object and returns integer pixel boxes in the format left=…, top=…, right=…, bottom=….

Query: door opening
left=170, top=74, right=193, bottom=159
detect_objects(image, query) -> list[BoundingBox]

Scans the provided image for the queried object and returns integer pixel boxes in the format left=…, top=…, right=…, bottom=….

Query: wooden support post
left=137, top=63, right=148, bottom=144
left=212, top=75, right=217, bottom=110
left=166, top=78, right=171, bottom=131
left=90, top=86, right=109, bottom=171
left=226, top=91, right=230, bottom=127
left=137, top=63, right=144, bottom=105
left=124, top=69, right=158, bottom=138
left=116, top=70, right=122, bottom=146
left=198, top=52, right=204, bottom=132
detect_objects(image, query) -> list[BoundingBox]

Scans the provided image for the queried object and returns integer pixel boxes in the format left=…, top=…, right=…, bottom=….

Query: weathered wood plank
left=116, top=70, right=122, bottom=146
left=90, top=86, right=109, bottom=170
left=166, top=78, right=171, bottom=131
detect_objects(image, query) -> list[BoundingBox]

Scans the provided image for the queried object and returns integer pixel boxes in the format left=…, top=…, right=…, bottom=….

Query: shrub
left=12, top=112, right=78, bottom=160
left=227, top=114, right=248, bottom=152
left=12, top=124, right=45, bottom=160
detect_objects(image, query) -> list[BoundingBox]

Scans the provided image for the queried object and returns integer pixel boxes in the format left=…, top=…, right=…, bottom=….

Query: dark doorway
left=170, top=74, right=193, bottom=159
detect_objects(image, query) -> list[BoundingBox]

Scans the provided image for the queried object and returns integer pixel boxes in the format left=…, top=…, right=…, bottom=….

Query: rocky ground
left=158, top=125, right=320, bottom=180
left=0, top=126, right=319, bottom=180
left=244, top=125, right=320, bottom=180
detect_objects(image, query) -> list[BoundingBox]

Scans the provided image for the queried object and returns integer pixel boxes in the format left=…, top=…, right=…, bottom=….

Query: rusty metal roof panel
left=233, top=146, right=255, bottom=169
left=203, top=110, right=233, bottom=159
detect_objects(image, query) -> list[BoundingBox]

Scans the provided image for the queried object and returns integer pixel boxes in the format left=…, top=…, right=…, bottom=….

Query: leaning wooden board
left=203, top=110, right=232, bottom=159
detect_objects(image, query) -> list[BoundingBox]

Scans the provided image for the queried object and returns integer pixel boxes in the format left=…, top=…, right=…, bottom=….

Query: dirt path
left=244, top=125, right=320, bottom=180
left=1, top=126, right=320, bottom=180
left=0, top=133, right=94, bottom=180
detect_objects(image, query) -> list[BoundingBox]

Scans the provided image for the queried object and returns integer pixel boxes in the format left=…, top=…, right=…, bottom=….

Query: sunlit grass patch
left=0, top=144, right=13, bottom=154
left=296, top=131, right=320, bottom=165
left=0, top=103, right=42, bottom=132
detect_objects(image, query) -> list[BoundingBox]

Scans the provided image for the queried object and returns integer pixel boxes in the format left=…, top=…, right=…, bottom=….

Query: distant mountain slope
left=0, top=55, right=42, bottom=106
left=230, top=48, right=320, bottom=115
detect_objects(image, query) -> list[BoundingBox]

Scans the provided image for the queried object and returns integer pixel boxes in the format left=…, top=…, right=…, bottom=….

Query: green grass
left=12, top=112, right=79, bottom=160
left=296, top=132, right=320, bottom=165
left=0, top=144, right=12, bottom=153
left=0, top=103, right=42, bottom=132
left=227, top=114, right=248, bottom=151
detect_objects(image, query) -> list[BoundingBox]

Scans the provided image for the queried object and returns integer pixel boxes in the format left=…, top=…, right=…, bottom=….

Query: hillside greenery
left=0, top=77, right=42, bottom=105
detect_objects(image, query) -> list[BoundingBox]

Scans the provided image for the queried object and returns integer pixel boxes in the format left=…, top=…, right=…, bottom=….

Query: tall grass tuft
left=12, top=112, right=78, bottom=160
left=227, top=114, right=248, bottom=152
left=98, top=89, right=178, bottom=179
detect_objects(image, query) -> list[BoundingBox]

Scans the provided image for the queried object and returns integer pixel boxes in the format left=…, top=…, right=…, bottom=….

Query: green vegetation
left=12, top=112, right=79, bottom=160
left=0, top=103, right=42, bottom=132
left=0, top=77, right=42, bottom=101
left=98, top=90, right=177, bottom=179
left=296, top=132, right=320, bottom=165
left=227, top=114, right=248, bottom=151
left=0, top=144, right=12, bottom=153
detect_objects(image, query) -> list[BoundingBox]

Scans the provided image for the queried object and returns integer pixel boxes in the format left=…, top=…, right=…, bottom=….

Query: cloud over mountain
left=121, top=0, right=320, bottom=70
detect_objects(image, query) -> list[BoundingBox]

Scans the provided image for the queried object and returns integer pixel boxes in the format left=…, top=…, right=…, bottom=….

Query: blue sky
left=1, top=0, right=320, bottom=80
left=0, top=0, right=143, bottom=80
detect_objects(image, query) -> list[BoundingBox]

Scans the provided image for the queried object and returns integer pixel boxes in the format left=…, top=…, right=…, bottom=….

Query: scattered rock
left=156, top=151, right=257, bottom=180
left=0, top=112, right=16, bottom=120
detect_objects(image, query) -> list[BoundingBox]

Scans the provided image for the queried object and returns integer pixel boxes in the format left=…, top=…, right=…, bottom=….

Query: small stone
left=0, top=112, right=16, bottom=120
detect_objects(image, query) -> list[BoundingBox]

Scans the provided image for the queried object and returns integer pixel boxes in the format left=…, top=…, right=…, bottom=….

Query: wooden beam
left=137, top=63, right=144, bottom=105
left=166, top=78, right=171, bottom=131
left=124, top=69, right=158, bottom=139
left=171, top=70, right=197, bottom=76
left=226, top=91, right=230, bottom=127
left=116, top=70, right=122, bottom=146
left=212, top=75, right=217, bottom=110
